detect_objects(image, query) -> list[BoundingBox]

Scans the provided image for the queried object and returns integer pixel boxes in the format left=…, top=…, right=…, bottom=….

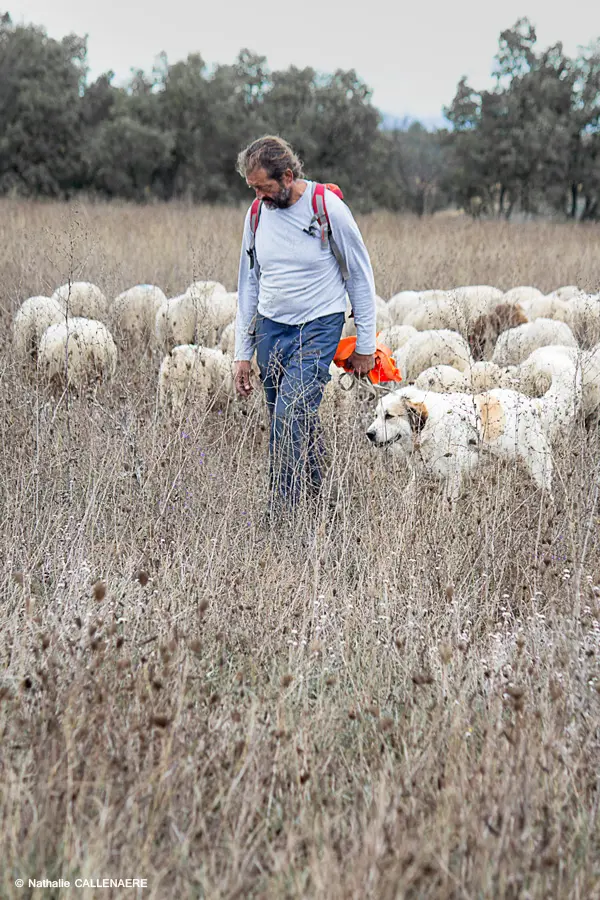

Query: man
left=233, top=135, right=377, bottom=516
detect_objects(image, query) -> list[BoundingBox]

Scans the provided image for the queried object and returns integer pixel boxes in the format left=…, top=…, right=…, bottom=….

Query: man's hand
left=347, top=350, right=375, bottom=376
left=234, top=360, right=254, bottom=397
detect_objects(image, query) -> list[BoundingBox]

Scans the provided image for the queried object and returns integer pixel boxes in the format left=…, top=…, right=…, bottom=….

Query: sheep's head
left=365, top=390, right=428, bottom=455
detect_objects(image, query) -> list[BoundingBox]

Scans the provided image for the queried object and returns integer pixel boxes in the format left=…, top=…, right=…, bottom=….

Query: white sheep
left=501, top=286, right=544, bottom=307
left=155, top=284, right=235, bottom=351
left=13, top=295, right=66, bottom=362
left=414, top=365, right=469, bottom=393
left=158, top=345, right=234, bottom=415
left=219, top=321, right=236, bottom=357
left=37, top=317, right=117, bottom=388
left=551, top=285, right=580, bottom=301
left=110, top=284, right=167, bottom=346
left=342, top=294, right=392, bottom=338
left=377, top=325, right=417, bottom=352
left=394, top=329, right=473, bottom=382
left=492, top=318, right=578, bottom=367
left=467, top=360, right=515, bottom=393
left=561, top=293, right=600, bottom=346
left=387, top=291, right=422, bottom=325
left=52, top=282, right=109, bottom=322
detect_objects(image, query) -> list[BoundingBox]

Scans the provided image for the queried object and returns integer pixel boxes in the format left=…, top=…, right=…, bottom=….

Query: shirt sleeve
left=234, top=208, right=260, bottom=361
left=326, top=191, right=377, bottom=355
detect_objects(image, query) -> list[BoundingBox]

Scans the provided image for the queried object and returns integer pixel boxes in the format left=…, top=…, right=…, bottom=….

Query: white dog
left=365, top=386, right=559, bottom=500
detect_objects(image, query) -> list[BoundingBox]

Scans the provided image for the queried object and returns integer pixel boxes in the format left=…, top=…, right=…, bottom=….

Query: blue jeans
left=254, top=311, right=346, bottom=509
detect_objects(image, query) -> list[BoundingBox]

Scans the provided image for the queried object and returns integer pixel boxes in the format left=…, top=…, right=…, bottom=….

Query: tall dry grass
left=1, top=198, right=599, bottom=899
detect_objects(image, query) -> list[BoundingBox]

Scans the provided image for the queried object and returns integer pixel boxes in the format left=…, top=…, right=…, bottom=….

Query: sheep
left=158, top=345, right=234, bottom=415
left=402, top=287, right=501, bottom=336
left=110, top=284, right=167, bottom=346
left=561, top=293, right=600, bottom=347
left=393, top=329, right=473, bottom=382
left=52, top=282, right=109, bottom=322
left=377, top=325, right=417, bottom=353
left=492, top=318, right=578, bottom=367
left=518, top=292, right=571, bottom=323
left=342, top=295, right=392, bottom=338
left=13, top=295, right=66, bottom=362
left=413, top=361, right=512, bottom=395
left=552, top=285, right=580, bottom=301
left=468, top=361, right=515, bottom=393
left=468, top=303, right=529, bottom=360
left=501, top=286, right=544, bottom=307
left=387, top=291, right=422, bottom=325
left=414, top=365, right=469, bottom=393
left=219, top=321, right=236, bottom=357
left=37, top=317, right=117, bottom=388
left=155, top=284, right=236, bottom=351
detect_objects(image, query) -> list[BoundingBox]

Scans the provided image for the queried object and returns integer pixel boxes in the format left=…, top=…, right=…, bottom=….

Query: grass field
left=1, top=199, right=600, bottom=899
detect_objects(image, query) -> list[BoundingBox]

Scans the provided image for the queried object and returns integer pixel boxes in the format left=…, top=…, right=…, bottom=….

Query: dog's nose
left=365, top=430, right=376, bottom=442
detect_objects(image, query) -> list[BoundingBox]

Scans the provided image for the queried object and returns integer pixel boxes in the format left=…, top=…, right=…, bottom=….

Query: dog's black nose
left=365, top=431, right=376, bottom=442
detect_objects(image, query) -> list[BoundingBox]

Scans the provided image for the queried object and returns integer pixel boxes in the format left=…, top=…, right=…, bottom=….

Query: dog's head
left=365, top=389, right=429, bottom=454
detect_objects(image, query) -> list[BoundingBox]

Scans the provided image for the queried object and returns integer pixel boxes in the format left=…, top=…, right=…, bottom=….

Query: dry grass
left=1, top=198, right=600, bottom=899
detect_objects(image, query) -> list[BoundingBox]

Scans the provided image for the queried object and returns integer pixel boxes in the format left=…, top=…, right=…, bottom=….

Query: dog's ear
left=404, top=400, right=428, bottom=433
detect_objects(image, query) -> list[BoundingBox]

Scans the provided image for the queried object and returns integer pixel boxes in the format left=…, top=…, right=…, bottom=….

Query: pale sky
left=8, top=0, right=600, bottom=124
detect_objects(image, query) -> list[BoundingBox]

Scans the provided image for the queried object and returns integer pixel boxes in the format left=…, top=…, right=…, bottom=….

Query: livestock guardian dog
left=365, top=386, right=555, bottom=501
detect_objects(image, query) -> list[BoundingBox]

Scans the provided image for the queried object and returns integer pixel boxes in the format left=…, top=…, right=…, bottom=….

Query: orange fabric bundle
left=333, top=334, right=402, bottom=385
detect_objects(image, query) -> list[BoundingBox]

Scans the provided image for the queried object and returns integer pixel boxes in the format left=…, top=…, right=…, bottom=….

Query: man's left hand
left=347, top=350, right=375, bottom=376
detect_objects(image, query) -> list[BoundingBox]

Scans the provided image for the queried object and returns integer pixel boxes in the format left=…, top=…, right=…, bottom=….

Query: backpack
left=247, top=182, right=350, bottom=282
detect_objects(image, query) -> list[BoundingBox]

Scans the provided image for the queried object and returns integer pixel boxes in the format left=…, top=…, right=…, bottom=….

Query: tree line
left=0, top=12, right=599, bottom=219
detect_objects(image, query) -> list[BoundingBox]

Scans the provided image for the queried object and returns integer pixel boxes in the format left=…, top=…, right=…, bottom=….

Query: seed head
left=93, top=580, right=106, bottom=602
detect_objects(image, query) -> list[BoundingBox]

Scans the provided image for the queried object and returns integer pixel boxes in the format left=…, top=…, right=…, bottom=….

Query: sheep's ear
left=404, top=400, right=428, bottom=433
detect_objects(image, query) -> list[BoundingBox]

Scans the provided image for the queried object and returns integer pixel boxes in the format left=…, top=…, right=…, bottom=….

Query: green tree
left=0, top=13, right=86, bottom=196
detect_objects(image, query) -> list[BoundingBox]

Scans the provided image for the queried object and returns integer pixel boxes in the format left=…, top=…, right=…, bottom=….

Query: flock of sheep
left=11, top=279, right=600, bottom=496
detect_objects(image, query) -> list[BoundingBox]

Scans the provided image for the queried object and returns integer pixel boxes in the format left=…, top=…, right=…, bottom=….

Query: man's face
left=246, top=167, right=293, bottom=209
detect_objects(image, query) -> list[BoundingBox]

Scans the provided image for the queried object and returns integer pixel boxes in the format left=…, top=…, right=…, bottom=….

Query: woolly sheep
left=501, top=286, right=544, bottom=307
left=158, top=345, right=234, bottom=415
left=518, top=292, right=571, bottom=323
left=414, top=365, right=469, bottom=393
left=492, top=318, right=577, bottom=367
left=219, top=321, right=236, bottom=357
left=377, top=325, right=417, bottom=352
left=467, top=360, right=515, bottom=393
left=387, top=291, right=422, bottom=325
left=468, top=303, right=529, bottom=360
left=156, top=284, right=236, bottom=351
left=393, top=329, right=472, bottom=382
left=551, top=285, right=580, bottom=301
left=110, top=284, right=167, bottom=345
left=52, top=282, right=109, bottom=322
left=561, top=293, right=600, bottom=347
left=37, top=317, right=117, bottom=387
left=342, top=294, right=392, bottom=338
left=13, top=295, right=66, bottom=362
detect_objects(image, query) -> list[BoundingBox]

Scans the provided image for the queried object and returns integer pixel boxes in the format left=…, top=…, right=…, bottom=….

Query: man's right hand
left=234, top=360, right=254, bottom=397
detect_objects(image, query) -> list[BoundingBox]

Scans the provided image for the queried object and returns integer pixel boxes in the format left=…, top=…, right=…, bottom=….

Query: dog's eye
left=384, top=411, right=393, bottom=420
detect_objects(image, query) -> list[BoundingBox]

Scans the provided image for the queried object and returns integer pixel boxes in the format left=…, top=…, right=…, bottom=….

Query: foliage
left=0, top=10, right=599, bottom=218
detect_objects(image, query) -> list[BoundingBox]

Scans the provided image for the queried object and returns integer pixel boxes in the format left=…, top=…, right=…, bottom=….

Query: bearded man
left=233, top=135, right=377, bottom=518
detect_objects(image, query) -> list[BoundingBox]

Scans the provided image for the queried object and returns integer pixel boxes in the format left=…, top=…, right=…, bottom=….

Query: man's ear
left=282, top=168, right=294, bottom=186
left=404, top=400, right=428, bottom=434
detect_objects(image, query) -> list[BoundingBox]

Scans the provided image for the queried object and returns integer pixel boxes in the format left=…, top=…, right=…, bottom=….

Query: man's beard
left=263, top=183, right=292, bottom=209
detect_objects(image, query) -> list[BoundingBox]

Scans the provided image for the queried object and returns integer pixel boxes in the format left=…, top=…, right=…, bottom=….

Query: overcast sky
left=8, top=0, right=600, bottom=124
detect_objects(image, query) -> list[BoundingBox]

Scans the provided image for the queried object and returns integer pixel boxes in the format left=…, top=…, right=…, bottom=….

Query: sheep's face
left=365, top=392, right=427, bottom=455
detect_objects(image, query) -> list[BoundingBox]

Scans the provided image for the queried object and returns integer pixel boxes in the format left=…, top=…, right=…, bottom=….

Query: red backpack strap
left=247, top=198, right=263, bottom=272
left=311, top=183, right=350, bottom=282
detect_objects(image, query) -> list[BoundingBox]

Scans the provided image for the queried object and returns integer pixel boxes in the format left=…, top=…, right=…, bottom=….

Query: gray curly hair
left=236, top=135, right=304, bottom=182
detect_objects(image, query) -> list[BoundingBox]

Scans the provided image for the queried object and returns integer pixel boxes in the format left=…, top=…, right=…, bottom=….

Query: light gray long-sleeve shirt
left=234, top=180, right=377, bottom=361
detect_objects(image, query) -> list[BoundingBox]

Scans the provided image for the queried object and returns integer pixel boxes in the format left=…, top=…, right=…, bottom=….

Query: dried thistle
left=93, top=580, right=106, bottom=602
